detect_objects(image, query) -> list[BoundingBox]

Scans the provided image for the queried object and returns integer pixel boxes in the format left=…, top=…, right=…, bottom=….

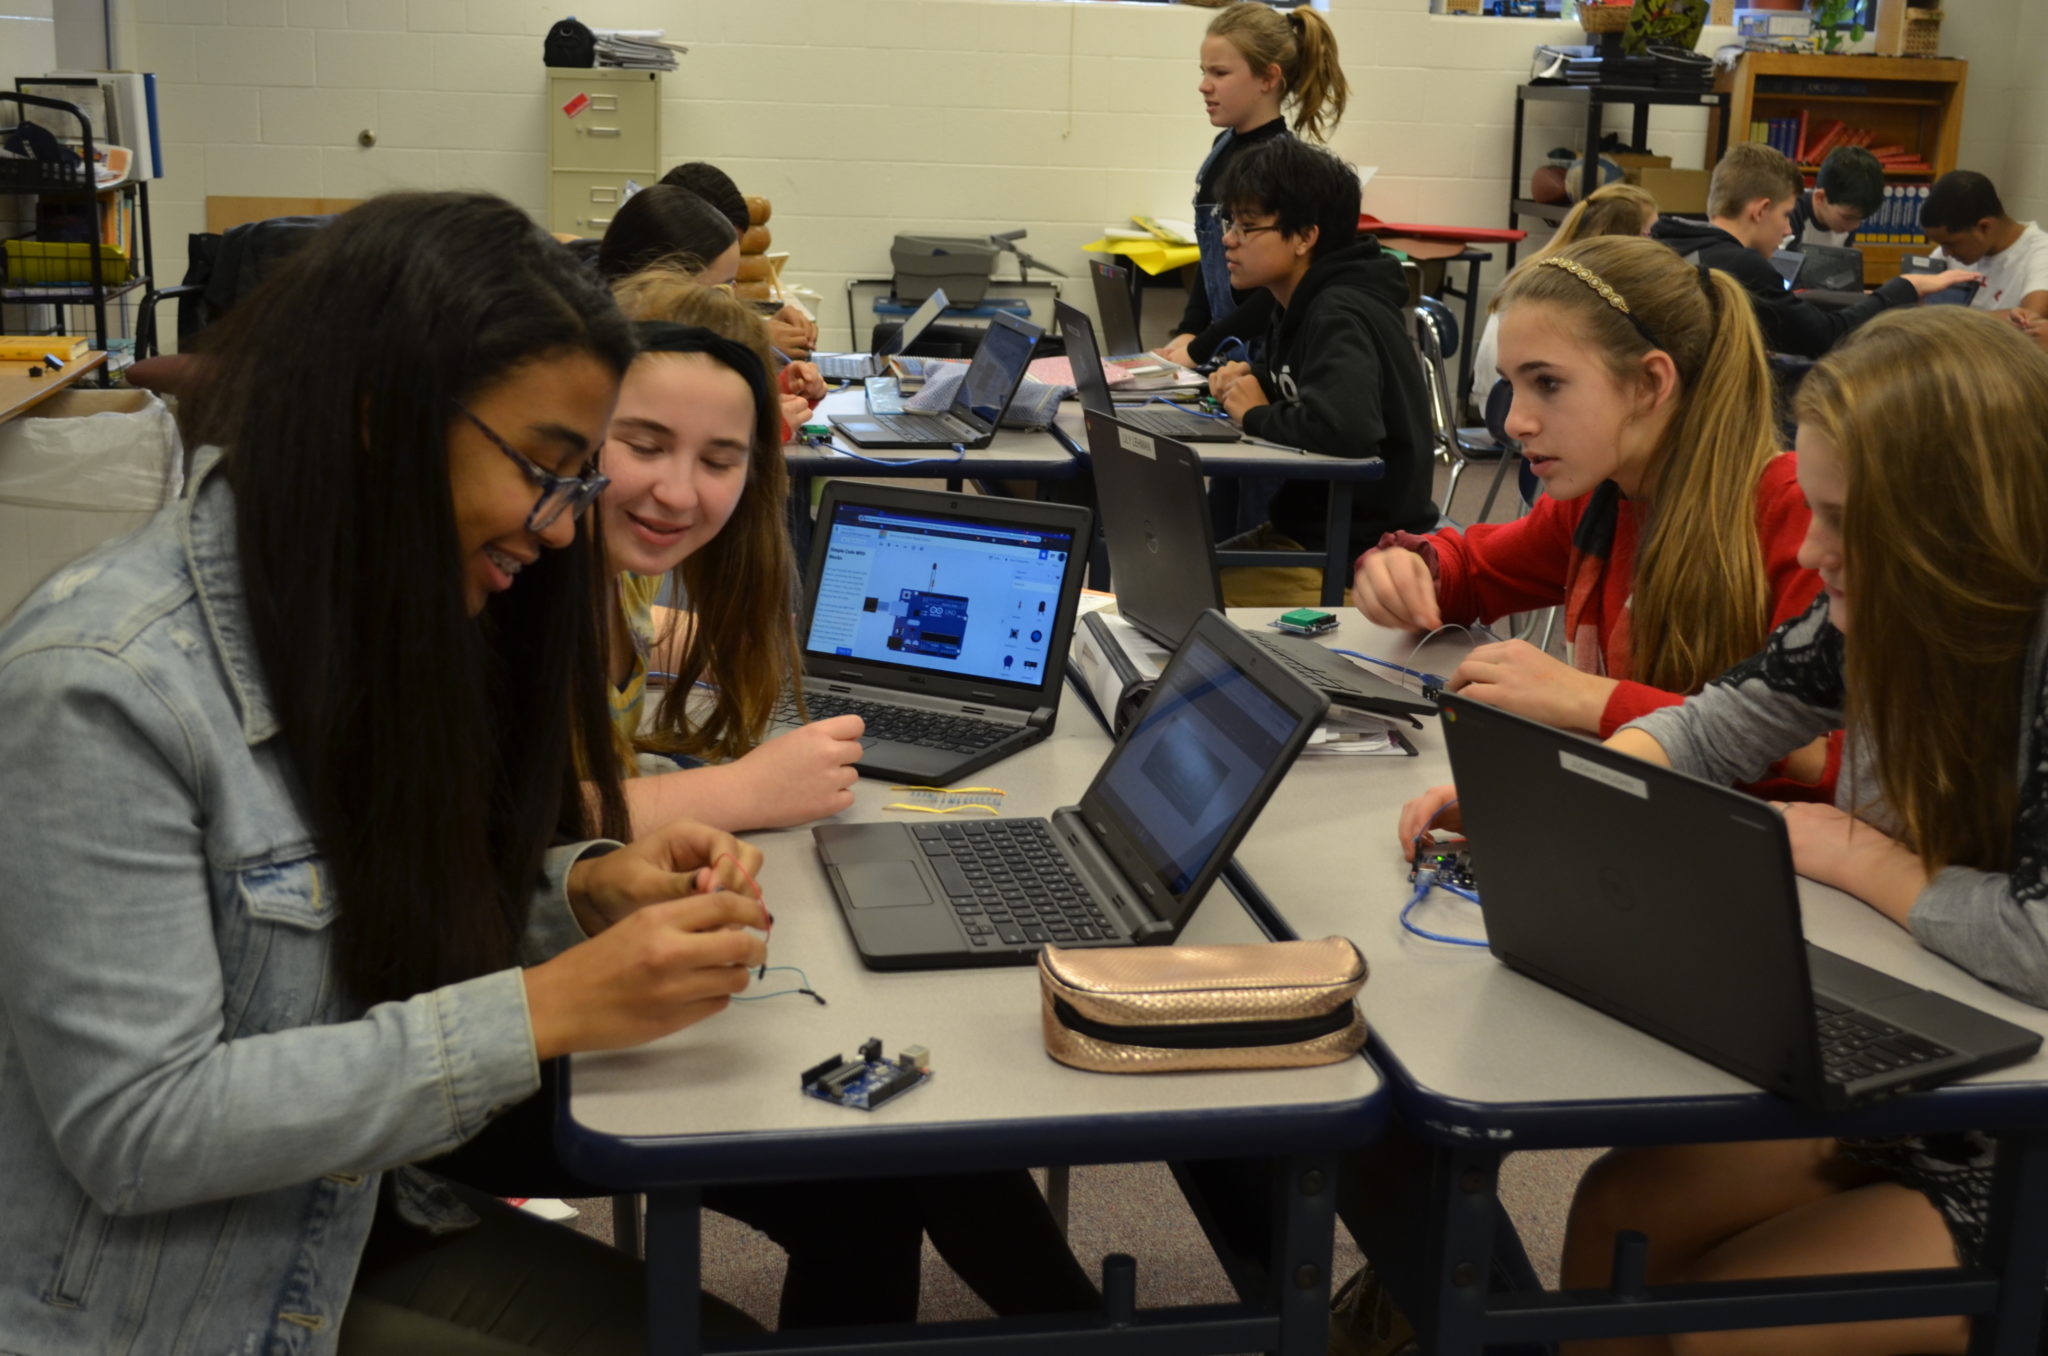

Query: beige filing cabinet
left=546, top=67, right=661, bottom=239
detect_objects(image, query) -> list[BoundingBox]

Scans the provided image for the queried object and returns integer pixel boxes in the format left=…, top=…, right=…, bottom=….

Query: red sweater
left=1406, top=454, right=1821, bottom=736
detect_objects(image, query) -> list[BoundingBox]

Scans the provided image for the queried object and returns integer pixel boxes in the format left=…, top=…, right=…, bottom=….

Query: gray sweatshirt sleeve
left=1622, top=598, right=1845, bottom=784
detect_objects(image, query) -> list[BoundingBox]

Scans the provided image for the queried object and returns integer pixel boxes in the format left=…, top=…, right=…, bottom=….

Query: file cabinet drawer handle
left=585, top=126, right=621, bottom=138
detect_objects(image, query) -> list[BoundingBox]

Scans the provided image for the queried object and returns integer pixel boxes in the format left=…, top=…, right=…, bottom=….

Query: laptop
left=814, top=609, right=1327, bottom=970
left=1088, top=258, right=1192, bottom=380
left=775, top=481, right=1092, bottom=784
left=1439, top=695, right=2042, bottom=1114
left=1057, top=302, right=1240, bottom=444
left=813, top=288, right=949, bottom=382
left=1083, top=408, right=1435, bottom=723
left=828, top=311, right=1041, bottom=450
left=1902, top=253, right=1983, bottom=307
left=1795, top=241, right=1864, bottom=292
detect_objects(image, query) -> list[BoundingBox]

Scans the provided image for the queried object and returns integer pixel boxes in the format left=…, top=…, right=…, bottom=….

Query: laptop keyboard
left=816, top=354, right=876, bottom=381
left=1815, top=994, right=1954, bottom=1084
left=911, top=820, right=1116, bottom=949
left=1251, top=634, right=1353, bottom=690
left=865, top=412, right=978, bottom=442
left=1114, top=404, right=1228, bottom=438
left=780, top=691, right=1012, bottom=754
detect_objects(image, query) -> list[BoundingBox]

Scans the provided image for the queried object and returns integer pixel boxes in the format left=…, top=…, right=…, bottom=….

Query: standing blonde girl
left=1156, top=1, right=1349, bottom=368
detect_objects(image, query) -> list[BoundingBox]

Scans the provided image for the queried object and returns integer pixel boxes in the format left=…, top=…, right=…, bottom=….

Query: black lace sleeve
left=1709, top=593, right=1846, bottom=716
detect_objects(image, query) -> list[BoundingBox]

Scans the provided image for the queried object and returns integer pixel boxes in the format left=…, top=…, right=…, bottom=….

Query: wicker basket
left=1577, top=1, right=1634, bottom=34
left=1903, top=7, right=1942, bottom=55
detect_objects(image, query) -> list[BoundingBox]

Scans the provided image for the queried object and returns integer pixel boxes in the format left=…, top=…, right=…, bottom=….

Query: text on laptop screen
left=958, top=319, right=1037, bottom=426
left=807, top=500, right=1074, bottom=688
left=1093, top=634, right=1298, bottom=897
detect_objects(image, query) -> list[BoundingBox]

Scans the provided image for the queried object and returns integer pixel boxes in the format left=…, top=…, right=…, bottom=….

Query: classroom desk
left=1049, top=405, right=1384, bottom=608
left=783, top=385, right=1082, bottom=561
left=0, top=352, right=108, bottom=426
left=1215, top=606, right=2048, bottom=1353
left=557, top=678, right=1387, bottom=1355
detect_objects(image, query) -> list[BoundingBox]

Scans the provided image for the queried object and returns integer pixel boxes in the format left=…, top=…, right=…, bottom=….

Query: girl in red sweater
left=1354, top=235, right=1823, bottom=754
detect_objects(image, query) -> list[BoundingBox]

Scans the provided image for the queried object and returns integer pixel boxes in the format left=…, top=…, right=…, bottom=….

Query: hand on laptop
left=727, top=715, right=866, bottom=828
left=1902, top=267, right=1983, bottom=299
left=1353, top=545, right=1444, bottom=632
left=1397, top=784, right=1463, bottom=860
left=1447, top=640, right=1619, bottom=735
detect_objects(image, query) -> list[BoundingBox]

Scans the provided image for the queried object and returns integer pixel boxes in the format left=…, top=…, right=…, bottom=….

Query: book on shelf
left=0, top=335, right=90, bottom=362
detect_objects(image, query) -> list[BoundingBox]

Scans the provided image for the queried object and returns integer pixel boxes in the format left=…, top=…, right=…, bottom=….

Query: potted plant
left=1809, top=0, right=1867, bottom=52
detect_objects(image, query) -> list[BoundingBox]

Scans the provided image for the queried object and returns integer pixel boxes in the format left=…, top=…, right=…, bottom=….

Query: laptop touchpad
left=839, top=861, right=936, bottom=909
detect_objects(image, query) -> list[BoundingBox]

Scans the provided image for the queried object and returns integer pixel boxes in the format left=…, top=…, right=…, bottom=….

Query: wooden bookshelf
left=1711, top=53, right=1967, bottom=286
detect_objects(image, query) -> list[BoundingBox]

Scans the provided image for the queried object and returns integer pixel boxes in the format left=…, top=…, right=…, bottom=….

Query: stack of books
left=1751, top=115, right=1933, bottom=174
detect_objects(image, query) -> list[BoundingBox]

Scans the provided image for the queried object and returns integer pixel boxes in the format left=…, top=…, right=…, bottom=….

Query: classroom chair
left=1412, top=298, right=1517, bottom=524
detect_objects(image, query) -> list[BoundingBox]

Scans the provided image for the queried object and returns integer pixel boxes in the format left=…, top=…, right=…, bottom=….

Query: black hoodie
left=1650, top=214, right=1916, bottom=360
left=1242, top=238, right=1439, bottom=552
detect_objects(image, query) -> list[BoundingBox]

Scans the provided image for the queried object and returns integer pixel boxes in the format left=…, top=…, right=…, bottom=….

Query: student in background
left=1202, top=136, right=1437, bottom=604
left=1153, top=0, right=1348, bottom=368
left=613, top=265, right=823, bottom=445
left=660, top=159, right=821, bottom=358
left=1550, top=306, right=2048, bottom=1356
left=1788, top=145, right=1884, bottom=248
left=0, top=191, right=773, bottom=1352
left=1358, top=237, right=1830, bottom=792
left=1651, top=142, right=1972, bottom=358
left=596, top=183, right=741, bottom=284
left=1922, top=169, right=2048, bottom=324
left=1471, top=182, right=1659, bottom=398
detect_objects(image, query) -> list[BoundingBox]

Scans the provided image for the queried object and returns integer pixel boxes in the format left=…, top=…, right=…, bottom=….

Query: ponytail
left=1284, top=9, right=1349, bottom=142
left=1207, top=2, right=1349, bottom=143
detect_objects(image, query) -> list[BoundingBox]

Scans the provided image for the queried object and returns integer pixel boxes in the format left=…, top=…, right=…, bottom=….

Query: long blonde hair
left=609, top=264, right=801, bottom=763
left=1493, top=235, right=1779, bottom=694
left=1206, top=2, right=1348, bottom=142
left=1533, top=182, right=1658, bottom=263
left=1794, top=308, right=2048, bottom=872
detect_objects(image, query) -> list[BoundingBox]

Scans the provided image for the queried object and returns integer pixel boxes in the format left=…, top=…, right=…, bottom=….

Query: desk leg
left=1321, top=484, right=1353, bottom=608
left=1274, top=1151, right=1341, bottom=1356
left=645, top=1188, right=704, bottom=1356
left=1970, top=1130, right=2048, bottom=1356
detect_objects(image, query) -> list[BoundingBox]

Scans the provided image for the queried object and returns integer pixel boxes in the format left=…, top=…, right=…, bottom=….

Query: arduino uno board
left=801, top=1039, right=932, bottom=1111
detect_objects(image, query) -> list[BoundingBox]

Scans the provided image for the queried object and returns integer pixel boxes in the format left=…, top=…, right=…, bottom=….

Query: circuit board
left=1409, top=839, right=1478, bottom=892
left=886, top=589, right=968, bottom=658
left=801, top=1039, right=932, bottom=1112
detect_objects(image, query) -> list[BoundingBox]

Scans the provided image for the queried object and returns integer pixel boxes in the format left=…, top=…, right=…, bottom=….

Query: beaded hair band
left=1538, top=256, right=1663, bottom=349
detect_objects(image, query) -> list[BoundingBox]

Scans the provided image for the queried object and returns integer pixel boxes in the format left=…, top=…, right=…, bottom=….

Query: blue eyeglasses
left=453, top=402, right=610, bottom=534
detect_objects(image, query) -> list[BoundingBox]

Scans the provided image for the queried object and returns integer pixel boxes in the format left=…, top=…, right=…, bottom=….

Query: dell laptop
left=1087, top=258, right=1192, bottom=382
left=774, top=481, right=1092, bottom=784
left=828, top=311, right=1041, bottom=449
left=815, top=610, right=1327, bottom=970
left=1058, top=302, right=1240, bottom=444
left=1083, top=409, right=1436, bottom=723
left=813, top=288, right=949, bottom=382
left=1439, top=695, right=2041, bottom=1114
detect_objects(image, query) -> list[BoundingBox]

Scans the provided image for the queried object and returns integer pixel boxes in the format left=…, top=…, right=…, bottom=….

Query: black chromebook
left=827, top=310, right=1040, bottom=450
left=1083, top=408, right=1434, bottom=722
left=815, top=611, right=1326, bottom=970
left=1440, top=695, right=2041, bottom=1114
left=1057, top=302, right=1239, bottom=443
left=773, top=482, right=1091, bottom=785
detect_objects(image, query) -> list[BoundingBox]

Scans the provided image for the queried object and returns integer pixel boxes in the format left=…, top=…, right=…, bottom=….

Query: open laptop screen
left=1056, top=302, right=1115, bottom=415
left=1086, top=627, right=1304, bottom=902
left=879, top=289, right=947, bottom=358
left=804, top=498, right=1077, bottom=690
left=952, top=314, right=1038, bottom=428
left=1089, top=258, right=1145, bottom=356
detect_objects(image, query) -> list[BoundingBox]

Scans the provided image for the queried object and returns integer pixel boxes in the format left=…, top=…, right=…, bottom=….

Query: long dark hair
left=190, top=192, right=636, bottom=1006
left=596, top=185, right=737, bottom=282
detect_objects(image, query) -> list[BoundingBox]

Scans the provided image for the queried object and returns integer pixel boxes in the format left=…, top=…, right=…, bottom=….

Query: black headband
left=630, top=321, right=776, bottom=431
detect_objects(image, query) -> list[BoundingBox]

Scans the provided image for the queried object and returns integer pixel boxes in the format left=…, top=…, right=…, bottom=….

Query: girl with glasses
left=0, top=192, right=772, bottom=1353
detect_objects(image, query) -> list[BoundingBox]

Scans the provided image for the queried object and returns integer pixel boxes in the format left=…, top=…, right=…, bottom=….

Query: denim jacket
left=0, top=452, right=603, bottom=1355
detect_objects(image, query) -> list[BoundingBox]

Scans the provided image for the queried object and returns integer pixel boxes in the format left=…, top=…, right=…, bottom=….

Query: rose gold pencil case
left=1038, top=937, right=1368, bottom=1074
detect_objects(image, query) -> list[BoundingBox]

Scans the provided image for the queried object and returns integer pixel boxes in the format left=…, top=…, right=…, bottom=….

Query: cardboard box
left=1639, top=168, right=1712, bottom=215
left=1610, top=153, right=1674, bottom=185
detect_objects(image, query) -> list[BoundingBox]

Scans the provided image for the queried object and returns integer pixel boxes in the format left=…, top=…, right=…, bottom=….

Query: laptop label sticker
left=1559, top=750, right=1647, bottom=799
left=1119, top=427, right=1157, bottom=459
